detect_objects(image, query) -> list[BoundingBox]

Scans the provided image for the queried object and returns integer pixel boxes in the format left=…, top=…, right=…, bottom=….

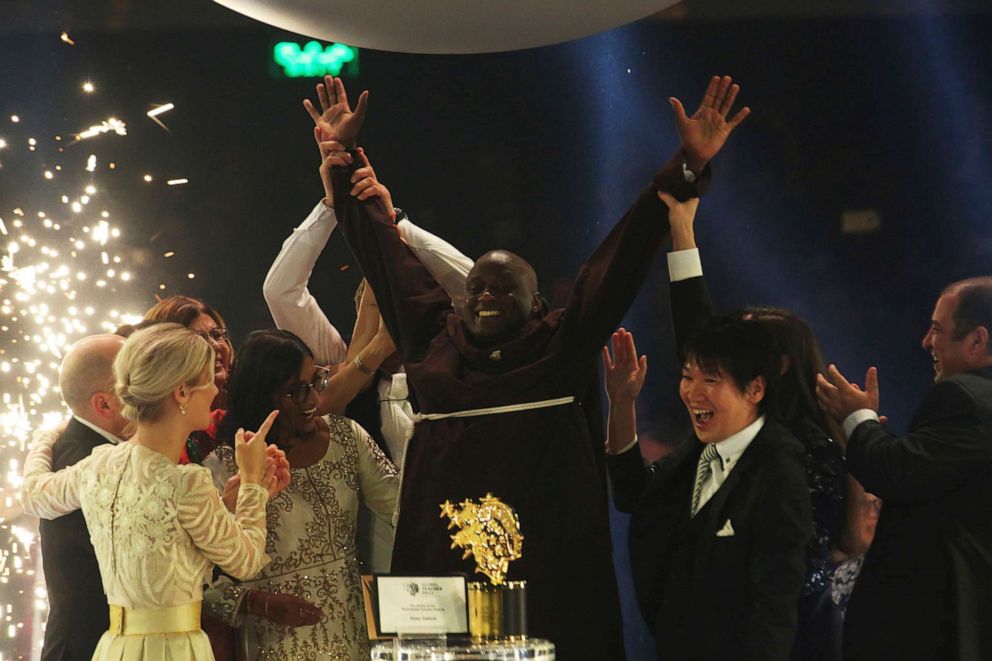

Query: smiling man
left=817, top=277, right=992, bottom=660
left=607, top=316, right=812, bottom=660
left=459, top=250, right=541, bottom=342
left=330, top=76, right=748, bottom=658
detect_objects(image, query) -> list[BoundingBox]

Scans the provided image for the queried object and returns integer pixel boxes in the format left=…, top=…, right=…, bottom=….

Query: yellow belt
left=108, top=601, right=201, bottom=635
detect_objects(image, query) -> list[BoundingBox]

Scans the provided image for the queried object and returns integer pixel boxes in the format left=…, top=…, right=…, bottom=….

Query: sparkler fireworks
left=0, top=60, right=182, bottom=659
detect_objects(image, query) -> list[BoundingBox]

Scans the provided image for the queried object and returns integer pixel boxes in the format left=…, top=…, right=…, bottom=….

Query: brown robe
left=332, top=152, right=708, bottom=660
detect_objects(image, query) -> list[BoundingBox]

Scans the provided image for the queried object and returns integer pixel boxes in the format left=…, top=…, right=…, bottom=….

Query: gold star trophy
left=440, top=494, right=527, bottom=641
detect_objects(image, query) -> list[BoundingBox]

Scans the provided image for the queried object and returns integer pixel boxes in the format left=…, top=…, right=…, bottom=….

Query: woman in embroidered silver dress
left=204, top=329, right=399, bottom=660
left=20, top=324, right=283, bottom=661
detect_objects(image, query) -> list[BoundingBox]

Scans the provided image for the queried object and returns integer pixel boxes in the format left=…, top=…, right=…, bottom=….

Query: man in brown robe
left=328, top=75, right=749, bottom=658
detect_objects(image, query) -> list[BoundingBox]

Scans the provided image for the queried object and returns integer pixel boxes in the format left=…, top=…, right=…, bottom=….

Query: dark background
left=3, top=1, right=992, bottom=657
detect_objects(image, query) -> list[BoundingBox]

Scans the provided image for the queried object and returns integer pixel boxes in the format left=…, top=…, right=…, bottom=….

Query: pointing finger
left=255, top=410, right=280, bottom=443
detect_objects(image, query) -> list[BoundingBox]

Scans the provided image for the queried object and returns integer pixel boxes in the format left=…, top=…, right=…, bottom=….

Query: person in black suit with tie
left=38, top=333, right=129, bottom=660
left=605, top=316, right=813, bottom=661
left=817, top=277, right=992, bottom=660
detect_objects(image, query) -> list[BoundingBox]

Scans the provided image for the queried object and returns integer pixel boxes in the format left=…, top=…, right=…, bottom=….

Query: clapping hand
left=816, top=365, right=880, bottom=422
left=671, top=75, right=750, bottom=173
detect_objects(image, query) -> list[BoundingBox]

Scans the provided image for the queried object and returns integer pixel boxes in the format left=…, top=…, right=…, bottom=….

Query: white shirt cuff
left=607, top=434, right=638, bottom=456
left=667, top=248, right=703, bottom=282
left=842, top=409, right=880, bottom=438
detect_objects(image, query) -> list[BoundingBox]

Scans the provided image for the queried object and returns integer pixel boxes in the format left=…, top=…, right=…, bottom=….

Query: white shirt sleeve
left=396, top=216, right=474, bottom=308
left=842, top=408, right=880, bottom=439
left=262, top=202, right=348, bottom=365
left=19, top=427, right=82, bottom=519
left=666, top=248, right=703, bottom=282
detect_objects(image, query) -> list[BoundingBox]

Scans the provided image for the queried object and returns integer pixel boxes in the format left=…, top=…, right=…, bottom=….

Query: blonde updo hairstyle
left=114, top=323, right=215, bottom=423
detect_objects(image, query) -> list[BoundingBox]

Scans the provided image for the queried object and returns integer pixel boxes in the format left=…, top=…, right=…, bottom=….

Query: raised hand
left=816, top=365, right=880, bottom=423
left=670, top=75, right=750, bottom=173
left=303, top=75, right=368, bottom=148
left=602, top=328, right=648, bottom=404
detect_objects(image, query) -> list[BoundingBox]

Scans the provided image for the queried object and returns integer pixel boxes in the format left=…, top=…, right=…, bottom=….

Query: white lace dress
left=20, top=430, right=270, bottom=661
left=202, top=415, right=399, bottom=660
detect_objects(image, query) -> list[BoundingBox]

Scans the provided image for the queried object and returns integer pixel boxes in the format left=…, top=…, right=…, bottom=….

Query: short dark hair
left=944, top=277, right=992, bottom=351
left=683, top=313, right=781, bottom=413
left=218, top=329, right=313, bottom=448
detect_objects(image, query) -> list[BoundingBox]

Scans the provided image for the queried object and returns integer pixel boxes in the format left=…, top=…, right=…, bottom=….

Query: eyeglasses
left=284, top=366, right=330, bottom=402
left=195, top=327, right=231, bottom=344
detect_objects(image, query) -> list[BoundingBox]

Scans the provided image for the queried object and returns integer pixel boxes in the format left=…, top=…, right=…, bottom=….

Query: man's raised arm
left=329, top=146, right=453, bottom=362
left=559, top=76, right=747, bottom=360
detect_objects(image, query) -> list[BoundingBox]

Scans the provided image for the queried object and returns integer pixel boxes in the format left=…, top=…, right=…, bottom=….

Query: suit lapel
left=692, top=426, right=768, bottom=577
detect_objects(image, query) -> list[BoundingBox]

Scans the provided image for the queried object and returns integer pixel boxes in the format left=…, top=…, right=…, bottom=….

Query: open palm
left=603, top=329, right=648, bottom=403
left=303, top=75, right=369, bottom=147
left=671, top=75, right=750, bottom=171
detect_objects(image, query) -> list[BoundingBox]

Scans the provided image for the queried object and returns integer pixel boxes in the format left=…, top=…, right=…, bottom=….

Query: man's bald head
left=59, top=334, right=128, bottom=436
left=457, top=250, right=542, bottom=343
left=476, top=251, right=538, bottom=292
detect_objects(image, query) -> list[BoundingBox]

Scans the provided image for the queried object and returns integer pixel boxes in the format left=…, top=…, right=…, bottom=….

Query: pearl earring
left=179, top=404, right=188, bottom=416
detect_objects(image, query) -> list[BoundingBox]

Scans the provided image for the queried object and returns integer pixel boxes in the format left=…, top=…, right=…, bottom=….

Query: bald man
left=39, top=333, right=128, bottom=661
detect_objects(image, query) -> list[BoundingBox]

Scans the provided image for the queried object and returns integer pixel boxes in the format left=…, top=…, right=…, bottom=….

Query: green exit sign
left=274, top=41, right=359, bottom=78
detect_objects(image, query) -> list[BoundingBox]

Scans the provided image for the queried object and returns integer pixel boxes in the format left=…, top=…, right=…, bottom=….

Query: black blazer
left=609, top=420, right=812, bottom=661
left=38, top=418, right=111, bottom=661
left=843, top=366, right=992, bottom=661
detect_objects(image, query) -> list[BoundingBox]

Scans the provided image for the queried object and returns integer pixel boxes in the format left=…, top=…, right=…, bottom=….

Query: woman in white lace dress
left=203, top=329, right=399, bottom=660
left=20, top=324, right=283, bottom=660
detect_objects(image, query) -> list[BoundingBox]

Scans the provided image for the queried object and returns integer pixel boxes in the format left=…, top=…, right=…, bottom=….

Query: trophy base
left=468, top=580, right=527, bottom=642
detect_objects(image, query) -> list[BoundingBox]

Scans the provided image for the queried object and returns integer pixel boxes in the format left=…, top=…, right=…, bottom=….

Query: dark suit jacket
left=38, top=417, right=111, bottom=661
left=671, top=273, right=849, bottom=661
left=609, top=420, right=812, bottom=661
left=843, top=366, right=992, bottom=661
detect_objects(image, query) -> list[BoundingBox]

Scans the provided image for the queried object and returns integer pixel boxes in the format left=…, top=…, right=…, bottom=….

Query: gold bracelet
left=353, top=355, right=375, bottom=375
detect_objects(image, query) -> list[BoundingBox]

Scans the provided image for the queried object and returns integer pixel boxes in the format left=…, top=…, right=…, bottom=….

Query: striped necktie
left=691, top=443, right=721, bottom=517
